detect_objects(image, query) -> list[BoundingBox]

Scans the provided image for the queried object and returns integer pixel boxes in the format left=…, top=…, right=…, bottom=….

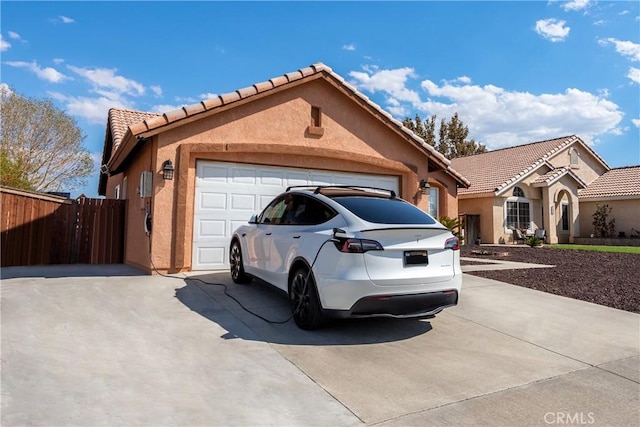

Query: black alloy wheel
left=229, top=240, right=252, bottom=284
left=289, top=267, right=325, bottom=330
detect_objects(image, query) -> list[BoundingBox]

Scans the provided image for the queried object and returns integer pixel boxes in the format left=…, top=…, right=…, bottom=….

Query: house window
left=561, top=203, right=569, bottom=232
left=570, top=148, right=579, bottom=168
left=428, top=187, right=439, bottom=218
left=505, top=187, right=531, bottom=231
left=513, top=186, right=525, bottom=197
left=114, top=185, right=121, bottom=200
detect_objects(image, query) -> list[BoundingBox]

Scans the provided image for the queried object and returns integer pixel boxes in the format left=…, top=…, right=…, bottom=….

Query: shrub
left=525, top=236, right=543, bottom=247
left=438, top=216, right=462, bottom=238
left=592, top=204, right=616, bottom=237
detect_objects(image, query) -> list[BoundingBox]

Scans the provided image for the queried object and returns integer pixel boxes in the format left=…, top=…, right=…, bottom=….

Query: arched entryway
left=554, top=189, right=576, bottom=244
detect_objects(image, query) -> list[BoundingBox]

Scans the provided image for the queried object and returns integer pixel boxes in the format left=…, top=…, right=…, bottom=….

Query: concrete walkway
left=461, top=256, right=556, bottom=271
left=1, top=264, right=638, bottom=426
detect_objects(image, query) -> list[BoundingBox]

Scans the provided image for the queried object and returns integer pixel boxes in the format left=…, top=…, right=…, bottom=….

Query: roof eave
left=106, top=129, right=140, bottom=175
left=495, top=162, right=548, bottom=196
left=457, top=191, right=496, bottom=199
left=579, top=194, right=640, bottom=201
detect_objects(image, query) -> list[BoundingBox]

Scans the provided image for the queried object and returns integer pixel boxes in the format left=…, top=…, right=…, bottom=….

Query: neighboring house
left=451, top=135, right=616, bottom=245
left=578, top=166, right=640, bottom=239
left=99, top=63, right=469, bottom=273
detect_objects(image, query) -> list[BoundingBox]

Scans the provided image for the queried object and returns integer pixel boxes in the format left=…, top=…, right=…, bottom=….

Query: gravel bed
left=460, top=245, right=640, bottom=313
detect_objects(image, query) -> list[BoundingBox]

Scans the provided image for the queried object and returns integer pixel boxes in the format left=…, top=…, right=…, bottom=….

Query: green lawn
left=550, top=244, right=640, bottom=254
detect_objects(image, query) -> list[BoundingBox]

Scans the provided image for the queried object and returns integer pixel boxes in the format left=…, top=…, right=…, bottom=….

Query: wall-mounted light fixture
left=419, top=179, right=430, bottom=194
left=162, top=160, right=174, bottom=180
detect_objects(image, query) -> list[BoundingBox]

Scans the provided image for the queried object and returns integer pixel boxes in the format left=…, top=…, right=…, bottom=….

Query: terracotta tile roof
left=104, top=62, right=469, bottom=187
left=107, top=108, right=159, bottom=154
left=451, top=135, right=608, bottom=196
left=532, top=166, right=587, bottom=188
left=578, top=166, right=640, bottom=200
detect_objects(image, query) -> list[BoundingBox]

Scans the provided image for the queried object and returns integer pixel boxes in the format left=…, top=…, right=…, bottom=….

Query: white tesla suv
left=230, top=186, right=462, bottom=329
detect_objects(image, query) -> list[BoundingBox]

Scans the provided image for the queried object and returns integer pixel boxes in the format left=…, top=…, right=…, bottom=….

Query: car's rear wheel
left=229, top=240, right=252, bottom=284
left=289, top=267, right=325, bottom=330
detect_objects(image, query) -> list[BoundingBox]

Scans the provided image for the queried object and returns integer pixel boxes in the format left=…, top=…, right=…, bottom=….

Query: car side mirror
left=248, top=214, right=258, bottom=224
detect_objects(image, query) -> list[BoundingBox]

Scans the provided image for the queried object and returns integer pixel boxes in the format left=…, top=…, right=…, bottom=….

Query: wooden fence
left=1, top=187, right=126, bottom=267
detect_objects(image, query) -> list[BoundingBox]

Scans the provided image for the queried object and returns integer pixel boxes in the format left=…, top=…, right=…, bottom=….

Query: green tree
left=0, top=86, right=93, bottom=192
left=402, top=114, right=436, bottom=146
left=404, top=112, right=487, bottom=158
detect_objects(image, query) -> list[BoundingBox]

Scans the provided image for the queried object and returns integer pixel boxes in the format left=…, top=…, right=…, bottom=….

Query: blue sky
left=2, top=0, right=639, bottom=198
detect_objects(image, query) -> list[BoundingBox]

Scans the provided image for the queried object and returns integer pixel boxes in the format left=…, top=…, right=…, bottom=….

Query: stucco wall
left=107, top=141, right=157, bottom=271
left=547, top=145, right=608, bottom=186
left=459, top=197, right=495, bottom=243
left=110, top=78, right=461, bottom=272
left=579, top=199, right=640, bottom=238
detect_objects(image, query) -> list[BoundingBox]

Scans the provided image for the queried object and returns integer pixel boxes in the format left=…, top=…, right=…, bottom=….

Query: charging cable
left=150, top=236, right=335, bottom=325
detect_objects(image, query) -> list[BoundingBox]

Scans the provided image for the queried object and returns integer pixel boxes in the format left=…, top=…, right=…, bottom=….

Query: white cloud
left=53, top=58, right=64, bottom=64
left=348, top=67, right=421, bottom=104
left=342, top=43, right=356, bottom=51
left=0, top=35, right=10, bottom=51
left=619, top=10, right=630, bottom=16
left=349, top=66, right=624, bottom=150
left=4, top=61, right=70, bottom=83
left=48, top=91, right=133, bottom=124
left=627, top=67, right=640, bottom=84
left=535, top=18, right=570, bottom=42
left=67, top=65, right=145, bottom=97
left=8, top=31, right=21, bottom=40
left=631, top=118, right=640, bottom=128
left=593, top=19, right=606, bottom=26
left=199, top=93, right=218, bottom=100
left=150, top=85, right=162, bottom=96
left=151, top=104, right=181, bottom=113
left=561, top=0, right=590, bottom=12
left=598, top=38, right=640, bottom=61
left=0, top=82, right=12, bottom=95
left=59, top=16, right=75, bottom=24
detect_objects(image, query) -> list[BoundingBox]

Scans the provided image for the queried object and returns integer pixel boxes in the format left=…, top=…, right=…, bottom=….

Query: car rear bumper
left=323, top=289, right=458, bottom=319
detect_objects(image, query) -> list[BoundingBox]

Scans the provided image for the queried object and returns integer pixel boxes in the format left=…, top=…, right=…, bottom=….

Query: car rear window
left=332, top=196, right=437, bottom=224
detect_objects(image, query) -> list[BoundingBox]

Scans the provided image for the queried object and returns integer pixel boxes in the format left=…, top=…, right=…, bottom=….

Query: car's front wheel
left=229, top=240, right=252, bottom=284
left=289, top=267, right=325, bottom=330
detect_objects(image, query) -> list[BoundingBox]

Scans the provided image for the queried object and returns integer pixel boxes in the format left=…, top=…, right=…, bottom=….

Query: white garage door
left=192, top=161, right=399, bottom=271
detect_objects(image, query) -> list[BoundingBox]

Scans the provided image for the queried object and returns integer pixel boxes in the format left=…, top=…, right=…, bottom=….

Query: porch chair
left=512, top=229, right=526, bottom=244
left=534, top=228, right=546, bottom=242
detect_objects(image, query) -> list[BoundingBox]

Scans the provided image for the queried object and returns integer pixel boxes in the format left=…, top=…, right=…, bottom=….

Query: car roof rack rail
left=285, top=185, right=396, bottom=199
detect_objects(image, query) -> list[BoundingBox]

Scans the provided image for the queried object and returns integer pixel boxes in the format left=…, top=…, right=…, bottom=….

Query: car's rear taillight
left=334, top=238, right=384, bottom=253
left=445, top=236, right=460, bottom=251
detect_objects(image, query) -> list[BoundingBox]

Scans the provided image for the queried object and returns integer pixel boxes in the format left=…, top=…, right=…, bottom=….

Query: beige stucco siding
left=547, top=146, right=607, bottom=185
left=579, top=199, right=640, bottom=238
left=459, top=197, right=495, bottom=243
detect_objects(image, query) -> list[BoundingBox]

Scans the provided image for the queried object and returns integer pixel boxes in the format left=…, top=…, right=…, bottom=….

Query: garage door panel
left=198, top=219, right=226, bottom=238
left=231, top=167, right=257, bottom=184
left=199, top=165, right=228, bottom=182
left=284, top=171, right=309, bottom=187
left=258, top=170, right=285, bottom=186
left=200, top=192, right=227, bottom=210
left=230, top=193, right=256, bottom=211
left=196, top=247, right=225, bottom=266
left=193, top=161, right=399, bottom=271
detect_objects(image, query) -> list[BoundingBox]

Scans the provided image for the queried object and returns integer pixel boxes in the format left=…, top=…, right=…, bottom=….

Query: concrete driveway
left=1, top=264, right=638, bottom=426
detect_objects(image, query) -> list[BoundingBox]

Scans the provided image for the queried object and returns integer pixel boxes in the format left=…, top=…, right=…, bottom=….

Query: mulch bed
left=461, top=245, right=640, bottom=314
